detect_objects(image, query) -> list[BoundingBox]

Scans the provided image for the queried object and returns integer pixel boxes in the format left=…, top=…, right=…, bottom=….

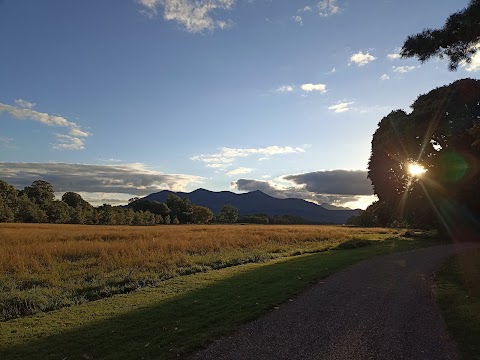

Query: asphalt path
left=192, top=244, right=480, bottom=360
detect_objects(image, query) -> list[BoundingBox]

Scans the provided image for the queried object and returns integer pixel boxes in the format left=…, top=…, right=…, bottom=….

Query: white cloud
left=52, top=134, right=86, bottom=151
left=318, top=0, right=340, bottom=17
left=136, top=0, right=160, bottom=17
left=276, top=85, right=294, bottom=92
left=0, top=162, right=203, bottom=200
left=211, top=146, right=304, bottom=158
left=328, top=102, right=353, bottom=113
left=227, top=167, right=253, bottom=175
left=137, top=0, right=160, bottom=10
left=275, top=83, right=327, bottom=93
left=192, top=145, right=306, bottom=170
left=387, top=53, right=401, bottom=60
left=14, top=99, right=36, bottom=109
left=461, top=44, right=480, bottom=72
left=301, top=83, right=327, bottom=93
left=299, top=6, right=312, bottom=12
left=349, top=51, right=376, bottom=66
left=340, top=195, right=378, bottom=210
left=292, top=15, right=303, bottom=25
left=0, top=103, right=73, bottom=127
left=206, top=163, right=227, bottom=169
left=393, top=65, right=417, bottom=73
left=69, top=128, right=90, bottom=137
left=0, top=101, right=90, bottom=151
left=380, top=74, right=390, bottom=80
left=137, top=0, right=235, bottom=33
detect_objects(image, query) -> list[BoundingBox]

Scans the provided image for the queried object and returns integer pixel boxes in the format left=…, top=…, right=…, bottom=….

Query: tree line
left=0, top=179, right=239, bottom=225
left=0, top=179, right=312, bottom=225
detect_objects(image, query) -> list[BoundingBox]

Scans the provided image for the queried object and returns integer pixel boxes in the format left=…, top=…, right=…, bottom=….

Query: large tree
left=0, top=180, right=18, bottom=222
left=367, top=79, right=480, bottom=236
left=15, top=194, right=48, bottom=223
left=22, top=180, right=55, bottom=209
left=61, top=192, right=91, bottom=209
left=217, top=204, right=239, bottom=224
left=191, top=205, right=214, bottom=224
left=166, top=194, right=192, bottom=223
left=46, top=200, right=71, bottom=224
left=401, top=0, right=480, bottom=70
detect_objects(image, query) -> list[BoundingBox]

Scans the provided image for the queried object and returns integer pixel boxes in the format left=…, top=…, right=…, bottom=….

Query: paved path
left=192, top=244, right=479, bottom=360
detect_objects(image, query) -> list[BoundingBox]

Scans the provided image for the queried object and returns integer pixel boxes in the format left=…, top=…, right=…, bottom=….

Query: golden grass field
left=0, top=223, right=399, bottom=321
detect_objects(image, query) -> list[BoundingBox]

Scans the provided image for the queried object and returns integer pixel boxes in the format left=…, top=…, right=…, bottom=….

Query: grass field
left=0, top=224, right=441, bottom=360
left=436, top=249, right=480, bottom=360
left=0, top=223, right=400, bottom=321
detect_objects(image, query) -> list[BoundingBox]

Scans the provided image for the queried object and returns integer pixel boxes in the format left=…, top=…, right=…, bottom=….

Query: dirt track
left=192, top=244, right=479, bottom=360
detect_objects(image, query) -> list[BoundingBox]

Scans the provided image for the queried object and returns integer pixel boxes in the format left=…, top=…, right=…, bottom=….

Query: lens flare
left=408, top=163, right=427, bottom=177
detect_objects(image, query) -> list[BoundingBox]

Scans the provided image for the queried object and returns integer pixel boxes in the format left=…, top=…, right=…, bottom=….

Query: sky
left=0, top=0, right=478, bottom=209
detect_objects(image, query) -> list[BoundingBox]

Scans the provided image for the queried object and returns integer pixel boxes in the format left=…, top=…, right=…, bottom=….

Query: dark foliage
left=217, top=204, right=239, bottom=224
left=2, top=179, right=354, bottom=226
left=238, top=214, right=312, bottom=225
left=401, top=0, right=480, bottom=70
left=364, top=79, right=480, bottom=238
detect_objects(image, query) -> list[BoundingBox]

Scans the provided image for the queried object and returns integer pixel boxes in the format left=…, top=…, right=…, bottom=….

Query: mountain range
left=144, top=189, right=361, bottom=224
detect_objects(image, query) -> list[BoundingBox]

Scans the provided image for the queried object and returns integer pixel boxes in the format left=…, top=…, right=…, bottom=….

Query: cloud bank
left=284, top=170, right=373, bottom=195
left=232, top=169, right=375, bottom=209
left=0, top=162, right=203, bottom=198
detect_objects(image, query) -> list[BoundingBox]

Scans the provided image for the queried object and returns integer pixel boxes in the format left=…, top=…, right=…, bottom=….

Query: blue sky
left=0, top=0, right=478, bottom=209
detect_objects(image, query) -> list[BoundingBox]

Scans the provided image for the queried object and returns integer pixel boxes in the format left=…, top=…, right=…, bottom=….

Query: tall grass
left=0, top=223, right=397, bottom=320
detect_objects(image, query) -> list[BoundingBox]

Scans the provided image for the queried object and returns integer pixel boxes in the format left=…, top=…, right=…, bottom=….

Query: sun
left=408, top=162, right=427, bottom=177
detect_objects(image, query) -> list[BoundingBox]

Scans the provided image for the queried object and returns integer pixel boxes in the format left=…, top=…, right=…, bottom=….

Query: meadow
left=0, top=223, right=446, bottom=359
left=0, top=223, right=400, bottom=321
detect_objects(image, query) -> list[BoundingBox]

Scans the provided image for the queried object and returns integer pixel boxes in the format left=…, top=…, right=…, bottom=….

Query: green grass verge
left=436, top=249, right=480, bottom=360
left=0, top=237, right=440, bottom=360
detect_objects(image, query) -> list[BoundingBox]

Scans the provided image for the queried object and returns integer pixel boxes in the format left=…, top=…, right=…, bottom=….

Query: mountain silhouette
left=144, top=189, right=360, bottom=224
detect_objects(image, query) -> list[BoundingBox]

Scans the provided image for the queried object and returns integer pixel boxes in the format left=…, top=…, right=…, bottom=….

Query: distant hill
left=144, top=189, right=360, bottom=224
